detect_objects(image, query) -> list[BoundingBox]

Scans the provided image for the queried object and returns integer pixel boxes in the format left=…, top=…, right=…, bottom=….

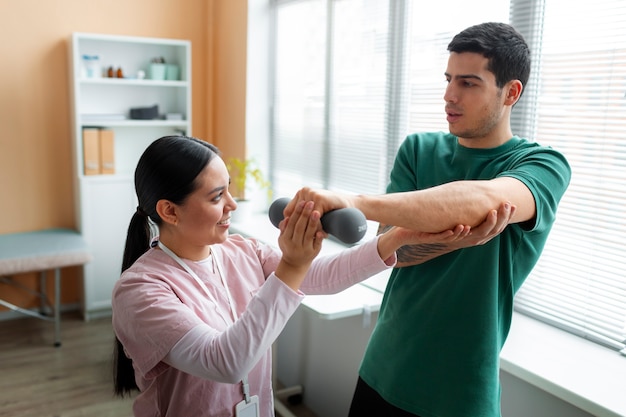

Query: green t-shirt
left=359, top=133, right=571, bottom=417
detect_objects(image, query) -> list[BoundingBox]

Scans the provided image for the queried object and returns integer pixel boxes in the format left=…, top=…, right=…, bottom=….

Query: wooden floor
left=0, top=312, right=317, bottom=417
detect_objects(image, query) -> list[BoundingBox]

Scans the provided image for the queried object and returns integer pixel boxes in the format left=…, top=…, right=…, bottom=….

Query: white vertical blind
left=269, top=0, right=626, bottom=354
left=271, top=0, right=327, bottom=194
left=272, top=0, right=395, bottom=197
left=328, top=0, right=391, bottom=194
left=512, top=0, right=626, bottom=353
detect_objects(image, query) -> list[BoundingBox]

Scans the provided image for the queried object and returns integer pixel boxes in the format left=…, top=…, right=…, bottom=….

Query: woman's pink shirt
left=112, top=234, right=394, bottom=417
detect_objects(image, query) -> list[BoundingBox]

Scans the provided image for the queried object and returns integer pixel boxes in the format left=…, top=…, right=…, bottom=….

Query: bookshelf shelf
left=79, top=78, right=189, bottom=88
left=80, top=119, right=188, bottom=128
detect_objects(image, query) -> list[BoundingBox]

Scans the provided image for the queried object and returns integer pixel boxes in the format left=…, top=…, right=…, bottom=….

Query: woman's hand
left=275, top=200, right=324, bottom=291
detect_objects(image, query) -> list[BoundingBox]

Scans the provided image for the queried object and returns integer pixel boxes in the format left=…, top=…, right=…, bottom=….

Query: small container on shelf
left=149, top=56, right=167, bottom=80
left=82, top=54, right=101, bottom=78
left=130, top=104, right=159, bottom=120
left=166, top=64, right=180, bottom=81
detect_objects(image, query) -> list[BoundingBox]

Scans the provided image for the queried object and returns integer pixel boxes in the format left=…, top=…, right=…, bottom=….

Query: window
left=269, top=0, right=626, bottom=354
left=271, top=0, right=392, bottom=196
left=512, top=0, right=626, bottom=354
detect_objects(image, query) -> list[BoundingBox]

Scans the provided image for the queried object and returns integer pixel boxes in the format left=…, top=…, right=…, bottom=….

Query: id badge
left=235, top=395, right=260, bottom=417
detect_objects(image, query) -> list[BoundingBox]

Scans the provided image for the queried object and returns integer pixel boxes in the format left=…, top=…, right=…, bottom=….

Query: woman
left=112, top=135, right=468, bottom=417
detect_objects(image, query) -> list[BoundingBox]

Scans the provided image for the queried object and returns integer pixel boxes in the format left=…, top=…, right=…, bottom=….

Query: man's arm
left=382, top=201, right=515, bottom=267
left=288, top=176, right=534, bottom=233
left=355, top=177, right=534, bottom=232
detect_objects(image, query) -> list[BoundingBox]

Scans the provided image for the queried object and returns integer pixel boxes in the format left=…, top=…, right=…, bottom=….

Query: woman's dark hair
left=447, top=22, right=531, bottom=95
left=114, top=135, right=220, bottom=396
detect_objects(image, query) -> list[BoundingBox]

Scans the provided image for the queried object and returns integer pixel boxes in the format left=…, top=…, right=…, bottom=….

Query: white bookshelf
left=68, top=33, right=191, bottom=319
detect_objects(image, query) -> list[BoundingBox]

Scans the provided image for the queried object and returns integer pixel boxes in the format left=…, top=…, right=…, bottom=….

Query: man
left=287, top=22, right=571, bottom=416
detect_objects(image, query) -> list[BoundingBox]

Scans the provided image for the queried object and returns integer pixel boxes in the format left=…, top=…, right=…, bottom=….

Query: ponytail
left=122, top=208, right=152, bottom=272
left=113, top=210, right=151, bottom=396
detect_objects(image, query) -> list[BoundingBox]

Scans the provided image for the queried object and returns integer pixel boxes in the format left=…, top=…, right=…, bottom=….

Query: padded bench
left=0, top=228, right=92, bottom=347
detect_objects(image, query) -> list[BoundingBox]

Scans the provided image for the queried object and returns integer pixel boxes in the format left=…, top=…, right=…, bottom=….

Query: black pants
left=348, top=377, right=420, bottom=417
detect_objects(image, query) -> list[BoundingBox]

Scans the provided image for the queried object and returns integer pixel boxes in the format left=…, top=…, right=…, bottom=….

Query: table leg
left=54, top=267, right=61, bottom=347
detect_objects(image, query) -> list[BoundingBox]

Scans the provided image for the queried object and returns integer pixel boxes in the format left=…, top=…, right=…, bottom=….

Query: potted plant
left=226, top=157, right=272, bottom=222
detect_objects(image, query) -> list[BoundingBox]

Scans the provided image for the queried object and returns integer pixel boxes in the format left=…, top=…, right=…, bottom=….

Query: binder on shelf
left=99, top=129, right=115, bottom=174
left=82, top=128, right=100, bottom=175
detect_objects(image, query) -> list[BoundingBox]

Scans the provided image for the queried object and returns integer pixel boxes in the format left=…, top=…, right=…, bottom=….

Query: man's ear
left=156, top=199, right=178, bottom=226
left=504, top=80, right=523, bottom=106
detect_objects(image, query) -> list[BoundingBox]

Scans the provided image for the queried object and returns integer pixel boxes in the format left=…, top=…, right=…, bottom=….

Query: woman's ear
left=156, top=199, right=178, bottom=226
left=504, top=79, right=523, bottom=106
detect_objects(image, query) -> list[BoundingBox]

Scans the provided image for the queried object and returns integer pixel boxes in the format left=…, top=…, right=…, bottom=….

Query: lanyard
left=158, top=241, right=237, bottom=323
left=157, top=240, right=252, bottom=403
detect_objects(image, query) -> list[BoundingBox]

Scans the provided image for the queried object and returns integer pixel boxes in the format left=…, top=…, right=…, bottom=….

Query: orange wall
left=0, top=0, right=248, bottom=312
left=211, top=0, right=248, bottom=160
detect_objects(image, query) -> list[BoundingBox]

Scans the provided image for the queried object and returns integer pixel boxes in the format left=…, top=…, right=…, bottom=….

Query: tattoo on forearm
left=397, top=243, right=447, bottom=264
left=377, top=224, right=448, bottom=265
left=378, top=224, right=394, bottom=234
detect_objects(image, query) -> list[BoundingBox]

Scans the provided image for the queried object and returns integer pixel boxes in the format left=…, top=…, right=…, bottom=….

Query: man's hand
left=285, top=187, right=354, bottom=219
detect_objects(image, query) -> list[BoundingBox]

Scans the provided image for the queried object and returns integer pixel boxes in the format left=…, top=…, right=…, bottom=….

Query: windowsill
left=230, top=211, right=626, bottom=417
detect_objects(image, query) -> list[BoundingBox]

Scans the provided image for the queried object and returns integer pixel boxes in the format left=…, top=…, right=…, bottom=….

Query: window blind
left=271, top=0, right=327, bottom=194
left=269, top=0, right=626, bottom=354
left=271, top=0, right=396, bottom=198
left=511, top=0, right=626, bottom=354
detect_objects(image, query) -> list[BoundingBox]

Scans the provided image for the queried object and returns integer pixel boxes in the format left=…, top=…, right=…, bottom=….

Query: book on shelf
left=99, top=129, right=115, bottom=175
left=82, top=128, right=115, bottom=175
left=82, top=128, right=100, bottom=175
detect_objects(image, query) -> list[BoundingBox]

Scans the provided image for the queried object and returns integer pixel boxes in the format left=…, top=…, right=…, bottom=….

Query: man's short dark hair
left=448, top=22, right=531, bottom=91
